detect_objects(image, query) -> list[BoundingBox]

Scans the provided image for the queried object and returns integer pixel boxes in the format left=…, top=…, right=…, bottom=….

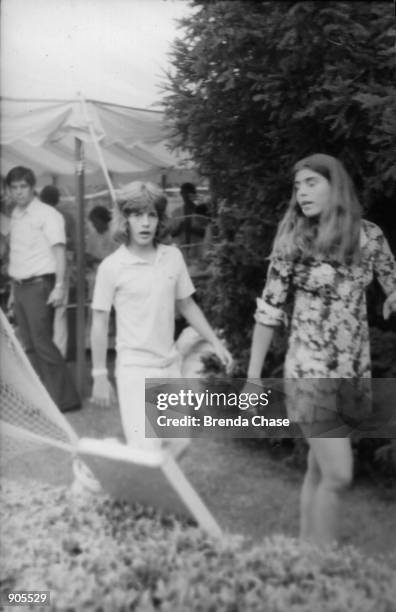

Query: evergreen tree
left=164, top=1, right=395, bottom=372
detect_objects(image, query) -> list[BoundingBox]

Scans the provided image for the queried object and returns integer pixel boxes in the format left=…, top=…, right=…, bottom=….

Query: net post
left=75, top=137, right=86, bottom=398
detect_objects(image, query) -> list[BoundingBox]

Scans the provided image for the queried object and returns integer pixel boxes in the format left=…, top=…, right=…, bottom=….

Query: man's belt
left=13, top=274, right=55, bottom=286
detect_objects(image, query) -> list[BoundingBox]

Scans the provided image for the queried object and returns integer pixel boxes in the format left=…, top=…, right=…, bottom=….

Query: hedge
left=1, top=478, right=395, bottom=611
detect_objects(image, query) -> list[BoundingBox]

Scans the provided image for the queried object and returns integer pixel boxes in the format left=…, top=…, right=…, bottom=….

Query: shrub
left=165, top=0, right=396, bottom=480
left=1, top=478, right=395, bottom=611
left=370, top=327, right=396, bottom=377
left=164, top=0, right=396, bottom=366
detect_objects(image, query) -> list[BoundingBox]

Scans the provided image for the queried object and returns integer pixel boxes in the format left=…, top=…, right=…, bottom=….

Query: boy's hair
left=40, top=185, right=60, bottom=206
left=88, top=205, right=112, bottom=235
left=272, top=153, right=362, bottom=264
left=6, top=166, right=36, bottom=188
left=112, top=181, right=168, bottom=245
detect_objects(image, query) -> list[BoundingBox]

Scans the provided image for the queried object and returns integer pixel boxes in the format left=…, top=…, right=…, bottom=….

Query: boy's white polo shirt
left=92, top=244, right=195, bottom=367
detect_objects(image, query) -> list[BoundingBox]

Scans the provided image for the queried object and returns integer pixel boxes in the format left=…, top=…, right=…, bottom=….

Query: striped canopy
left=1, top=97, right=189, bottom=182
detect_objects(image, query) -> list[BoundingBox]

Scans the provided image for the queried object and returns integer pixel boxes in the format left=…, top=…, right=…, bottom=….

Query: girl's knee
left=324, top=465, right=353, bottom=491
left=309, top=439, right=353, bottom=491
left=306, top=449, right=320, bottom=479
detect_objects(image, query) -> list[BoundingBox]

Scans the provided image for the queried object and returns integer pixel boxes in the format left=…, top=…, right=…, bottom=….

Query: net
left=0, top=308, right=221, bottom=534
left=0, top=308, right=78, bottom=471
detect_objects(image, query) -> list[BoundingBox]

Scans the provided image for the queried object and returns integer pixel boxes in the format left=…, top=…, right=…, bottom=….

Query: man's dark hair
left=180, top=182, right=196, bottom=196
left=88, top=205, right=112, bottom=235
left=5, top=166, right=36, bottom=188
left=40, top=185, right=60, bottom=206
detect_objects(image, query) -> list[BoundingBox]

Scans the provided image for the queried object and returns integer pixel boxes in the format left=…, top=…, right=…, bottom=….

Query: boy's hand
left=91, top=375, right=116, bottom=408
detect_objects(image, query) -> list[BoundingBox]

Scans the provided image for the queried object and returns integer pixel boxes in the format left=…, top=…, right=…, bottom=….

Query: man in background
left=169, top=182, right=210, bottom=260
left=6, top=167, right=80, bottom=412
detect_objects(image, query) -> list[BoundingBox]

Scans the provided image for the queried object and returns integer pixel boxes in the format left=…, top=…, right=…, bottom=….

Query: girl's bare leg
left=308, top=437, right=353, bottom=548
left=299, top=445, right=321, bottom=542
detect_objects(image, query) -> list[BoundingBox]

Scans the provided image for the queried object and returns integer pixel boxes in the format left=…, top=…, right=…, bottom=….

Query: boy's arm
left=176, top=296, right=233, bottom=370
left=90, top=309, right=115, bottom=407
left=91, top=309, right=110, bottom=370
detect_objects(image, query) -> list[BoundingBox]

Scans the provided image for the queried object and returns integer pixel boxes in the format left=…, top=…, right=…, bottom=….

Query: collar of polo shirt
left=118, top=243, right=169, bottom=265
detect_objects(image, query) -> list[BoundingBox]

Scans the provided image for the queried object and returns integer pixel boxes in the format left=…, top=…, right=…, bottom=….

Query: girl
left=90, top=181, right=232, bottom=451
left=246, top=153, right=396, bottom=547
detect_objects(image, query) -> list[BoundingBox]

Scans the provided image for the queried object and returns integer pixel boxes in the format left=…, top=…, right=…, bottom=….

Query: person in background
left=86, top=205, right=117, bottom=262
left=170, top=183, right=210, bottom=259
left=5, top=166, right=80, bottom=412
left=85, top=205, right=117, bottom=294
left=40, top=185, right=76, bottom=358
left=153, top=193, right=172, bottom=244
left=244, top=153, right=396, bottom=548
left=90, top=181, right=232, bottom=450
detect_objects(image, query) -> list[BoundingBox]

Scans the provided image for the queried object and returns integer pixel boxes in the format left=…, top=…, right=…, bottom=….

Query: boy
left=90, top=181, right=232, bottom=450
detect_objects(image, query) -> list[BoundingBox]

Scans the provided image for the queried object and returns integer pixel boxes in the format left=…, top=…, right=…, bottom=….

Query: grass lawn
left=182, top=438, right=396, bottom=564
left=3, top=391, right=396, bottom=570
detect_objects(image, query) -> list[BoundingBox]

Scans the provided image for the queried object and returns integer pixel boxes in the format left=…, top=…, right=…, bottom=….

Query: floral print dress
left=255, top=220, right=396, bottom=424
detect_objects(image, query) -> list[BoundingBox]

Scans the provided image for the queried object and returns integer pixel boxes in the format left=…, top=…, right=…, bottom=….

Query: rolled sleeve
left=254, top=297, right=287, bottom=327
left=371, top=225, right=396, bottom=297
left=43, top=207, right=66, bottom=246
left=91, top=259, right=115, bottom=312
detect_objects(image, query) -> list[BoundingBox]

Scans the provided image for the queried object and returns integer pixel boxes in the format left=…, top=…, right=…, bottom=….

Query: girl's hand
left=211, top=339, right=233, bottom=374
left=240, top=379, right=264, bottom=415
left=383, top=291, right=396, bottom=320
left=91, top=374, right=116, bottom=408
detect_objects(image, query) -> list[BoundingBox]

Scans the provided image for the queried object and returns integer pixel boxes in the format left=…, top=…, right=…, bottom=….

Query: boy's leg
left=116, top=364, right=162, bottom=451
left=116, top=362, right=190, bottom=456
left=160, top=362, right=191, bottom=456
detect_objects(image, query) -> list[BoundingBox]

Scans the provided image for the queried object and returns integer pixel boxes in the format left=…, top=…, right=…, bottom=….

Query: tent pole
left=75, top=137, right=86, bottom=397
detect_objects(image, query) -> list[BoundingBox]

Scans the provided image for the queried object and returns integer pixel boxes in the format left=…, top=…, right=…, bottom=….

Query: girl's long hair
left=272, top=154, right=362, bottom=263
left=111, top=181, right=168, bottom=245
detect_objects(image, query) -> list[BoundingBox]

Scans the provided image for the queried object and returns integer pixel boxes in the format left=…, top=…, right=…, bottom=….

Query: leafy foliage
left=1, top=478, right=396, bottom=611
left=370, top=327, right=396, bottom=377
left=164, top=0, right=396, bottom=364
left=164, top=1, right=396, bottom=475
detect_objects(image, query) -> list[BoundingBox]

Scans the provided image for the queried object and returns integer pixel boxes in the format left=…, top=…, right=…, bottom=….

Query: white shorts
left=116, top=361, right=181, bottom=451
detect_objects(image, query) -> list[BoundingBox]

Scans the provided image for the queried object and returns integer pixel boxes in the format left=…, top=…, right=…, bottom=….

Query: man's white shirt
left=8, top=197, right=66, bottom=280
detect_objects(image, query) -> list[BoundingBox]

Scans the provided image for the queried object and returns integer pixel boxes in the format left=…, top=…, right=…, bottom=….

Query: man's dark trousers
left=13, top=275, right=80, bottom=411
